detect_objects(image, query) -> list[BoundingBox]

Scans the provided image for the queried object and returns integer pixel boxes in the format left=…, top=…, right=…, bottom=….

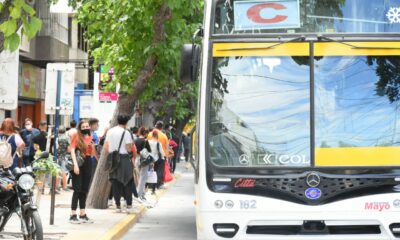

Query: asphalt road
left=122, top=163, right=197, bottom=240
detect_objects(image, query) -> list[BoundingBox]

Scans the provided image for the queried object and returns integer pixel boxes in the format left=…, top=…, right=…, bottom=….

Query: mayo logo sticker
left=234, top=0, right=300, bottom=30
left=364, top=202, right=390, bottom=211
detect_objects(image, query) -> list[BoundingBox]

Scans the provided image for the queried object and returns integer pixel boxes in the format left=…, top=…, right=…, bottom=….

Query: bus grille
left=232, top=173, right=397, bottom=205
left=246, top=222, right=381, bottom=235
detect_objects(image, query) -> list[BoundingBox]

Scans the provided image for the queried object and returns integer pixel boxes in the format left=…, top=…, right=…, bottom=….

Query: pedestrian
left=183, top=132, right=191, bottom=162
left=57, top=126, right=69, bottom=191
left=33, top=121, right=48, bottom=152
left=20, top=118, right=39, bottom=166
left=128, top=132, right=140, bottom=200
left=147, top=121, right=169, bottom=189
left=130, top=126, right=138, bottom=140
left=148, top=129, right=166, bottom=191
left=169, top=131, right=179, bottom=173
left=104, top=115, right=136, bottom=213
left=66, top=120, right=77, bottom=141
left=134, top=127, right=151, bottom=201
left=88, top=118, right=100, bottom=184
left=69, top=120, right=95, bottom=224
left=0, top=118, right=25, bottom=170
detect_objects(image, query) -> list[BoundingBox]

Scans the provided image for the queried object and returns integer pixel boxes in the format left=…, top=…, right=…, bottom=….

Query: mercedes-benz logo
left=306, top=172, right=321, bottom=188
left=239, top=154, right=250, bottom=165
left=394, top=199, right=400, bottom=208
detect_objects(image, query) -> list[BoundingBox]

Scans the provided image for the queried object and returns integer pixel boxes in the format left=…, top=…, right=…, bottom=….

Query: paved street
left=122, top=163, right=197, bottom=240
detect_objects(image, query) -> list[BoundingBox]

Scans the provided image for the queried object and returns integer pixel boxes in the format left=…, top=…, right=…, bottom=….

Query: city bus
left=180, top=0, right=400, bottom=239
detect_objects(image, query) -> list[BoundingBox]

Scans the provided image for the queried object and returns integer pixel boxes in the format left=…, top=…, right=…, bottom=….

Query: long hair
left=76, top=120, right=88, bottom=154
left=1, top=118, right=15, bottom=135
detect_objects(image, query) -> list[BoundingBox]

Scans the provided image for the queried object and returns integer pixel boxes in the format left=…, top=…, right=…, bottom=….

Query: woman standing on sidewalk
left=148, top=130, right=165, bottom=193
left=69, top=120, right=95, bottom=224
left=135, top=127, right=151, bottom=201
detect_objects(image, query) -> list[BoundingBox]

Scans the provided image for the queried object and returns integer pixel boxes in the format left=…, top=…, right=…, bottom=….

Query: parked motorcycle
left=0, top=152, right=46, bottom=240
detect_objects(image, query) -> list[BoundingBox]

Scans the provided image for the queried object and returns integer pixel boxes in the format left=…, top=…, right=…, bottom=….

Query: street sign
left=0, top=50, right=19, bottom=110
left=79, top=95, right=93, bottom=118
left=45, top=63, right=75, bottom=115
left=234, top=0, right=300, bottom=30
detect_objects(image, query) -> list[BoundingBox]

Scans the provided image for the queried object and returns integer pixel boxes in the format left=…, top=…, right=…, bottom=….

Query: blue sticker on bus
left=305, top=188, right=322, bottom=200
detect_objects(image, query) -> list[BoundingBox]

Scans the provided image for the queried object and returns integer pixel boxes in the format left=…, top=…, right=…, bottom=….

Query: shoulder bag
left=66, top=149, right=85, bottom=171
left=105, top=130, right=126, bottom=172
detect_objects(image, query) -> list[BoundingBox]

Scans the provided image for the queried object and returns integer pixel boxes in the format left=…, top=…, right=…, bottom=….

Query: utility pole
left=50, top=70, right=62, bottom=225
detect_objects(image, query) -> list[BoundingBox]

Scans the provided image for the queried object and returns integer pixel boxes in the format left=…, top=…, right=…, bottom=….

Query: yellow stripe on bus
left=213, top=43, right=309, bottom=57
left=315, top=147, right=400, bottom=166
left=314, top=42, right=400, bottom=56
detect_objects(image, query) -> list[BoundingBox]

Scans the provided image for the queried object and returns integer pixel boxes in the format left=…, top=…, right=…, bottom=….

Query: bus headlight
left=18, top=174, right=35, bottom=190
left=214, top=200, right=223, bottom=208
left=225, top=200, right=234, bottom=209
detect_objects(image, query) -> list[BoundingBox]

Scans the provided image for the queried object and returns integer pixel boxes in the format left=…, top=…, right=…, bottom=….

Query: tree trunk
left=87, top=2, right=172, bottom=209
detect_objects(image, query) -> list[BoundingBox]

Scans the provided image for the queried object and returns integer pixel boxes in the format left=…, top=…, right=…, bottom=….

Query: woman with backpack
left=134, top=127, right=151, bottom=201
left=0, top=118, right=25, bottom=170
left=69, top=120, right=95, bottom=224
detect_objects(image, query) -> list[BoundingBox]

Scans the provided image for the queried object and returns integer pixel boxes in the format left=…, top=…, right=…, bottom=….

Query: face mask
left=81, top=129, right=91, bottom=136
left=25, top=125, right=32, bottom=131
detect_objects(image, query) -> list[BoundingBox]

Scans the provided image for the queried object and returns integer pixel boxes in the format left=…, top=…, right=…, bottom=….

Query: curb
left=100, top=173, right=182, bottom=240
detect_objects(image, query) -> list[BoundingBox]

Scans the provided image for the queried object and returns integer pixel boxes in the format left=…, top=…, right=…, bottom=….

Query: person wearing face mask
left=20, top=118, right=40, bottom=166
left=33, top=121, right=48, bottom=152
left=88, top=118, right=100, bottom=185
left=69, top=120, right=96, bottom=224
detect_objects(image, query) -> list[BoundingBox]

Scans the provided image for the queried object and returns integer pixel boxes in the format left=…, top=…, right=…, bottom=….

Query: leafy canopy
left=76, top=0, right=203, bottom=119
left=0, top=0, right=43, bottom=52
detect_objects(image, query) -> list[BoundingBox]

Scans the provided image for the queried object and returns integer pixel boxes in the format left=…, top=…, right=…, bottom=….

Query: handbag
left=139, top=146, right=154, bottom=167
left=164, top=159, right=173, bottom=183
left=147, top=169, right=157, bottom=184
left=105, top=130, right=126, bottom=172
left=66, top=150, right=85, bottom=171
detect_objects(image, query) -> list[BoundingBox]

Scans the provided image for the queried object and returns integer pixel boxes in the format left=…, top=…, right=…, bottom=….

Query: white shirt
left=66, top=128, right=77, bottom=142
left=148, top=139, right=165, bottom=161
left=105, top=126, right=133, bottom=154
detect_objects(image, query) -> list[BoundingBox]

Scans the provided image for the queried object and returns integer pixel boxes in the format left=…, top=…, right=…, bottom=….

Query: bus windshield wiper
left=218, top=36, right=306, bottom=51
left=317, top=35, right=400, bottom=49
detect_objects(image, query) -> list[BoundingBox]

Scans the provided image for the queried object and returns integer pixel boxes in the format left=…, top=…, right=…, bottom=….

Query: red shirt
left=70, top=133, right=93, bottom=156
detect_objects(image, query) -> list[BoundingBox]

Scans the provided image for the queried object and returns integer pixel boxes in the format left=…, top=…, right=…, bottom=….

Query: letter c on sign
left=247, top=3, right=288, bottom=24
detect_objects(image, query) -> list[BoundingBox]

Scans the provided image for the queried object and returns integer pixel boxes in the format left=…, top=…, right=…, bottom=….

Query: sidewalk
left=0, top=163, right=188, bottom=240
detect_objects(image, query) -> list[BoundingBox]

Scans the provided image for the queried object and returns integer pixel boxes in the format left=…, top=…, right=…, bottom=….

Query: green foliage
left=32, top=152, right=60, bottom=177
left=76, top=0, right=203, bottom=120
left=0, top=0, right=44, bottom=52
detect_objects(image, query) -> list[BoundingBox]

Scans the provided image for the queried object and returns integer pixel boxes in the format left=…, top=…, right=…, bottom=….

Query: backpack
left=57, top=135, right=70, bottom=158
left=0, top=135, right=14, bottom=168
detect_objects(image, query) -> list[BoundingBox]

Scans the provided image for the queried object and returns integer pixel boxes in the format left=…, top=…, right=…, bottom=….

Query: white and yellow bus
left=181, top=0, right=400, bottom=239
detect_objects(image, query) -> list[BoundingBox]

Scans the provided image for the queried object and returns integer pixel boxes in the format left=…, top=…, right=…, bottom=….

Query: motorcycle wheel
left=23, top=210, right=43, bottom=240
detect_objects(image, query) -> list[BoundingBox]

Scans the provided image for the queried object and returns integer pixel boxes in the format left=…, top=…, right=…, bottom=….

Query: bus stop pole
left=50, top=70, right=62, bottom=225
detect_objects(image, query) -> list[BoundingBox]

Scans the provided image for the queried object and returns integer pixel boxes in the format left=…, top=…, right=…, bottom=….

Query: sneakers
left=125, top=205, right=140, bottom=214
left=139, top=196, right=147, bottom=202
left=79, top=214, right=94, bottom=224
left=115, top=206, right=122, bottom=213
left=69, top=215, right=80, bottom=224
left=108, top=199, right=113, bottom=207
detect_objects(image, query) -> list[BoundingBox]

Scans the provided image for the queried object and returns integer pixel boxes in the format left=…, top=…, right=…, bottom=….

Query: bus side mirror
left=180, top=44, right=200, bottom=83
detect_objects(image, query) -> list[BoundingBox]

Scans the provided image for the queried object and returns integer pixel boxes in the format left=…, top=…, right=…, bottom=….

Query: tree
left=0, top=0, right=43, bottom=53
left=75, top=0, right=203, bottom=208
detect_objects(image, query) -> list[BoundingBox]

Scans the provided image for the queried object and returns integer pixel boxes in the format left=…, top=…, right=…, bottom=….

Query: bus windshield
left=209, top=42, right=400, bottom=168
left=214, top=0, right=400, bottom=35
left=210, top=54, right=311, bottom=167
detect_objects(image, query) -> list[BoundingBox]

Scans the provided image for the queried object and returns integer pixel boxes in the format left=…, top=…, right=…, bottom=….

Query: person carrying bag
left=104, top=115, right=135, bottom=213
